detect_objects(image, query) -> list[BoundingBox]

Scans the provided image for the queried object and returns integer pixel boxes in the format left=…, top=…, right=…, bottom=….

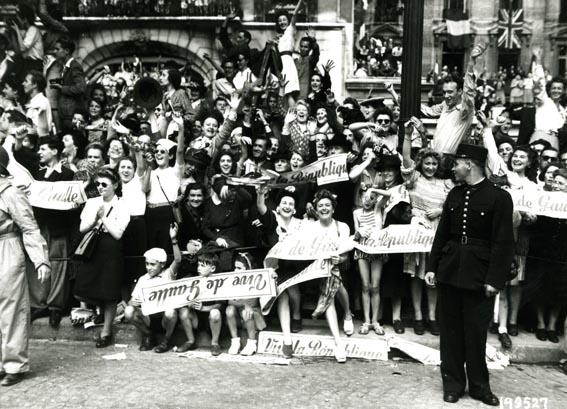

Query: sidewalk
left=31, top=317, right=565, bottom=364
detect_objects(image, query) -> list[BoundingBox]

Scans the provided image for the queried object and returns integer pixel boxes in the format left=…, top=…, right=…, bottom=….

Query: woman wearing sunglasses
left=74, top=167, right=130, bottom=348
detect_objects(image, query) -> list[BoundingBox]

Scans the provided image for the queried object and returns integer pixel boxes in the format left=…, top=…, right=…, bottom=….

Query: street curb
left=31, top=317, right=564, bottom=363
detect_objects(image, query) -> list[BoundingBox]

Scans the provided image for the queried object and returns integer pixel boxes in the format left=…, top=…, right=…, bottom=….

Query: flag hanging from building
left=444, top=8, right=471, bottom=49
left=498, top=7, right=524, bottom=49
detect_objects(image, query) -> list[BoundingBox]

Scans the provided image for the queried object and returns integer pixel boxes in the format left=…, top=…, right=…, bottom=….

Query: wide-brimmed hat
left=359, top=97, right=385, bottom=109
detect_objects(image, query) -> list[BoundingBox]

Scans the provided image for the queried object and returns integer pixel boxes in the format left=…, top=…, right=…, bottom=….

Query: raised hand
left=323, top=60, right=335, bottom=72
left=284, top=108, right=296, bottom=124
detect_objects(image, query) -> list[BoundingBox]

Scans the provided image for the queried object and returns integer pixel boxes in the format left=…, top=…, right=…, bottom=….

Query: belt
left=450, top=235, right=490, bottom=246
left=280, top=51, right=293, bottom=56
left=0, top=232, right=19, bottom=241
left=147, top=202, right=170, bottom=209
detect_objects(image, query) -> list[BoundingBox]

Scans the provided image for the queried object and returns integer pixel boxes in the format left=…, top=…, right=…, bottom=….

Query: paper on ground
left=102, top=352, right=127, bottom=360
left=177, top=350, right=290, bottom=365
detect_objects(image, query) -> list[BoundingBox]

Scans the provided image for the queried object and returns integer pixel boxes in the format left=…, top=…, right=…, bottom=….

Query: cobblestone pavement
left=1, top=340, right=566, bottom=409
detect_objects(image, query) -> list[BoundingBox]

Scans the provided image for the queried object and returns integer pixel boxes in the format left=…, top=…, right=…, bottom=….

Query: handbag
left=73, top=207, right=113, bottom=261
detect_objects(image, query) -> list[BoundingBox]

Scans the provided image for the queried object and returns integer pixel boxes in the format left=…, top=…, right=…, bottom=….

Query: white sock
left=498, top=326, right=508, bottom=334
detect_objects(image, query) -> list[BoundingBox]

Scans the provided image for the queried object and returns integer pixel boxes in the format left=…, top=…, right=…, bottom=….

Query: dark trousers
left=437, top=283, right=493, bottom=395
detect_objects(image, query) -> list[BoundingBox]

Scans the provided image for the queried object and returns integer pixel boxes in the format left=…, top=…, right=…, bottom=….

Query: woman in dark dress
left=74, top=168, right=130, bottom=348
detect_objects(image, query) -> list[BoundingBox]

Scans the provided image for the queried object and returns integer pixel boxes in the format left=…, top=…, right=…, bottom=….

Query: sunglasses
left=541, top=156, right=557, bottom=161
left=377, top=119, right=391, bottom=125
left=155, top=149, right=168, bottom=154
left=95, top=181, right=109, bottom=188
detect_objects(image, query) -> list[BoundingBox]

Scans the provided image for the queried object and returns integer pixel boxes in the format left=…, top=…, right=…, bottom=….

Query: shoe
left=372, top=322, right=385, bottom=335
left=498, top=332, right=512, bottom=349
left=1, top=373, right=25, bottom=387
left=30, top=308, right=49, bottom=322
left=393, top=320, right=405, bottom=334
left=443, top=391, right=463, bottom=403
left=488, top=322, right=498, bottom=335
left=240, top=339, right=257, bottom=356
left=508, top=323, right=518, bottom=336
left=359, top=322, right=370, bottom=335
left=211, top=344, right=222, bottom=356
left=548, top=330, right=559, bottom=343
left=228, top=338, right=241, bottom=355
left=414, top=320, right=425, bottom=335
left=535, top=328, right=547, bottom=341
left=153, top=339, right=172, bottom=353
left=469, top=391, right=500, bottom=406
left=282, top=343, right=293, bottom=359
left=177, top=340, right=196, bottom=353
left=429, top=320, right=440, bottom=336
left=291, top=318, right=303, bottom=333
left=95, top=335, right=112, bottom=348
left=49, top=310, right=62, bottom=329
left=0, top=370, right=5, bottom=379
left=334, top=346, right=347, bottom=363
left=139, top=335, right=155, bottom=351
left=343, top=314, right=354, bottom=336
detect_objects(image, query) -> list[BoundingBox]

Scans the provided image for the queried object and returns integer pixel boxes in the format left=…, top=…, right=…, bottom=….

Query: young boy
left=125, top=224, right=186, bottom=353
left=179, top=252, right=224, bottom=356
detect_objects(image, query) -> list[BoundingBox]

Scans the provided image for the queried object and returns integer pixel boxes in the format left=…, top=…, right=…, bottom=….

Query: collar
left=445, top=102, right=462, bottom=113
left=63, top=57, right=74, bottom=70
left=40, top=161, right=63, bottom=174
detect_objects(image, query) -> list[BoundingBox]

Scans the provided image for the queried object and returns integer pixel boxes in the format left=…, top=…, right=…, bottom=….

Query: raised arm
left=290, top=0, right=304, bottom=28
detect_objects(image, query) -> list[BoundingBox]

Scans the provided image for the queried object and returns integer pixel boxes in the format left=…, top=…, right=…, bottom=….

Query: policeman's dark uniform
left=428, top=144, right=514, bottom=399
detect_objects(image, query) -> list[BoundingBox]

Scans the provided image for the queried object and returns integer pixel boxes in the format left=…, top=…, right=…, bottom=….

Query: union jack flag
left=498, top=8, right=524, bottom=49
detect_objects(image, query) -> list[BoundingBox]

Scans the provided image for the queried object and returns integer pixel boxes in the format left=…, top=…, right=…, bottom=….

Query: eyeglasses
left=95, top=181, right=109, bottom=188
left=376, top=119, right=391, bottom=125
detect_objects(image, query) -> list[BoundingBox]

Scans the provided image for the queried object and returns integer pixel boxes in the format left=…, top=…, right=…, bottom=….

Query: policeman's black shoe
left=429, top=320, right=440, bottom=336
left=393, top=320, right=405, bottom=334
left=291, top=318, right=303, bottom=333
left=508, top=323, right=519, bottom=336
left=1, top=373, right=26, bottom=387
left=498, top=332, right=512, bottom=349
left=95, top=335, right=112, bottom=348
left=535, top=328, right=548, bottom=341
left=548, top=331, right=559, bottom=343
left=153, top=339, right=172, bottom=353
left=413, top=320, right=425, bottom=335
left=30, top=308, right=49, bottom=322
left=443, top=391, right=464, bottom=403
left=468, top=391, right=500, bottom=406
left=49, top=310, right=62, bottom=329
left=139, top=335, right=155, bottom=351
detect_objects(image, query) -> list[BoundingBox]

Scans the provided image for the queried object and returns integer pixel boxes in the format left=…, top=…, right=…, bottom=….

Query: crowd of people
left=354, top=33, right=403, bottom=78
left=1, top=0, right=567, bottom=395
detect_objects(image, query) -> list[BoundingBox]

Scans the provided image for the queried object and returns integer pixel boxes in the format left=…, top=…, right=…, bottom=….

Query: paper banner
left=274, top=154, right=349, bottom=187
left=28, top=180, right=87, bottom=210
left=257, top=331, right=389, bottom=361
left=259, top=259, right=332, bottom=315
left=352, top=225, right=435, bottom=255
left=141, top=268, right=277, bottom=316
left=510, top=190, right=567, bottom=219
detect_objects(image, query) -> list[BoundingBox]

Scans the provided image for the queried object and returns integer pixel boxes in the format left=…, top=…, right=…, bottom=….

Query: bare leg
left=325, top=302, right=342, bottom=345
left=209, top=309, right=222, bottom=345
left=277, top=292, right=292, bottom=345
left=392, top=297, right=402, bottom=321
left=548, top=307, right=560, bottom=332
left=288, top=285, right=301, bottom=321
left=536, top=305, right=546, bottom=329
left=498, top=288, right=509, bottom=331
left=358, top=259, right=371, bottom=324
left=101, top=302, right=117, bottom=338
left=370, top=260, right=383, bottom=324
left=161, top=309, right=178, bottom=339
left=225, top=305, right=239, bottom=338
left=410, top=278, right=423, bottom=321
left=426, top=286, right=438, bottom=322
left=508, top=286, right=522, bottom=325
left=244, top=317, right=257, bottom=340
left=336, top=284, right=352, bottom=319
left=124, top=305, right=151, bottom=336
left=178, top=307, right=196, bottom=343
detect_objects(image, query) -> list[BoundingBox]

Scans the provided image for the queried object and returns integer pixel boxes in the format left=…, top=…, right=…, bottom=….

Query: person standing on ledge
left=0, top=146, right=51, bottom=387
left=425, top=144, right=514, bottom=406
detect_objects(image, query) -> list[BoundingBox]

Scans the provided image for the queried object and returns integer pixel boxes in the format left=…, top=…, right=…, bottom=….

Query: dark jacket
left=58, top=58, right=87, bottom=123
left=427, top=179, right=515, bottom=291
left=512, top=105, right=567, bottom=151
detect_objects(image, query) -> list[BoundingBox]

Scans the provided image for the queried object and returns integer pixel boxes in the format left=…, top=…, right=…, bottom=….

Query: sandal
left=359, top=322, right=370, bottom=335
left=372, top=322, right=385, bottom=335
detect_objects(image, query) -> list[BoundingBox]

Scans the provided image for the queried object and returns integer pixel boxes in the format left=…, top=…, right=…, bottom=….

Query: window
left=375, top=0, right=401, bottom=23
left=561, top=0, right=567, bottom=23
left=254, top=0, right=317, bottom=22
left=498, top=48, right=520, bottom=71
left=499, top=0, right=523, bottom=9
left=559, top=45, right=567, bottom=77
left=442, top=43, right=464, bottom=74
left=444, top=0, right=465, bottom=10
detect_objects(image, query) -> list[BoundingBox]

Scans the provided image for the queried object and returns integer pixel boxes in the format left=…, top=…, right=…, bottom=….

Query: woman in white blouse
left=74, top=167, right=130, bottom=348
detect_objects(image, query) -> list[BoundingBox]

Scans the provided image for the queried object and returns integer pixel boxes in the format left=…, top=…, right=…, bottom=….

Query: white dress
left=277, top=25, right=300, bottom=95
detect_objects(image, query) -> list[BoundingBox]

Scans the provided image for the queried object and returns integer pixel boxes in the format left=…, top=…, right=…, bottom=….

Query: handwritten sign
left=353, top=225, right=435, bottom=254
left=259, top=259, right=332, bottom=315
left=141, top=269, right=277, bottom=315
left=274, top=154, right=349, bottom=186
left=257, top=331, right=389, bottom=361
left=28, top=181, right=87, bottom=210
left=510, top=190, right=567, bottom=219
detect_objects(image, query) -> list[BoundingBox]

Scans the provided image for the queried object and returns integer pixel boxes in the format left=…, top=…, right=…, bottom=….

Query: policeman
left=425, top=144, right=514, bottom=406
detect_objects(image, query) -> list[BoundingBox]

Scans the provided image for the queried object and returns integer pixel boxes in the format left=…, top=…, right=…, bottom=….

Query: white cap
left=156, top=138, right=177, bottom=151
left=144, top=248, right=167, bottom=263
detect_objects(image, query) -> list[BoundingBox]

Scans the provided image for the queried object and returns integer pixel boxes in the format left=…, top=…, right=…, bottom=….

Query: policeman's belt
left=449, top=235, right=490, bottom=247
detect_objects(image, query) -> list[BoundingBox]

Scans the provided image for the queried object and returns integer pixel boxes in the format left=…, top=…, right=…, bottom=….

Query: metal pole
left=399, top=0, right=425, bottom=135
